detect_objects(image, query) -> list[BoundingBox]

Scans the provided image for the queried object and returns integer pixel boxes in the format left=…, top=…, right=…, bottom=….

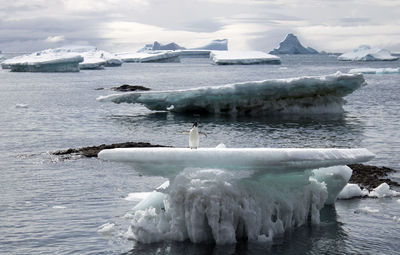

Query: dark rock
left=53, top=142, right=169, bottom=158
left=94, top=87, right=104, bottom=90
left=111, top=84, right=151, bottom=92
left=347, top=164, right=399, bottom=190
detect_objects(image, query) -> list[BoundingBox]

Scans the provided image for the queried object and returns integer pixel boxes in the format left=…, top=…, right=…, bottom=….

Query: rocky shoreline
left=52, top=143, right=399, bottom=190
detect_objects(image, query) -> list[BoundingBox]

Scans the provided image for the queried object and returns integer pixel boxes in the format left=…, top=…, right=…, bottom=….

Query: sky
left=1, top=0, right=399, bottom=53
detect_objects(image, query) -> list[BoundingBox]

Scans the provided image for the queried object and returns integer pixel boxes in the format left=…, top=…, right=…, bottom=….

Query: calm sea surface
left=0, top=55, right=399, bottom=254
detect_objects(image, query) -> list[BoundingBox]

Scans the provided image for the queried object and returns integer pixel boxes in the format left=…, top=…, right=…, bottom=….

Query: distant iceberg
left=0, top=50, right=4, bottom=61
left=270, top=33, right=319, bottom=55
left=138, top=41, right=185, bottom=52
left=349, top=67, right=400, bottom=74
left=1, top=49, right=83, bottom=72
left=97, top=72, right=365, bottom=115
left=56, top=46, right=122, bottom=69
left=116, top=51, right=180, bottom=63
left=338, top=45, right=398, bottom=61
left=1, top=46, right=122, bottom=72
left=192, top=39, right=228, bottom=51
left=210, top=51, right=281, bottom=65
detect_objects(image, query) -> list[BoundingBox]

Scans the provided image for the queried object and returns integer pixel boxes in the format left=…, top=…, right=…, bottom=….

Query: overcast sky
left=1, top=0, right=399, bottom=53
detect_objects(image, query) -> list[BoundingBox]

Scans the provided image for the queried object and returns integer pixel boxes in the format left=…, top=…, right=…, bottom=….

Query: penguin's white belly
left=189, top=130, right=199, bottom=149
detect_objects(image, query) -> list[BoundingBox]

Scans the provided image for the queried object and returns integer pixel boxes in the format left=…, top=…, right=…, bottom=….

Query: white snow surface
left=116, top=51, right=180, bottom=63
left=98, top=147, right=374, bottom=179
left=125, top=165, right=355, bottom=244
left=338, top=45, right=398, bottom=61
left=369, top=183, right=400, bottom=198
left=210, top=51, right=280, bottom=65
left=97, top=72, right=366, bottom=115
left=337, top=183, right=369, bottom=199
left=1, top=48, right=83, bottom=72
left=349, top=68, right=400, bottom=74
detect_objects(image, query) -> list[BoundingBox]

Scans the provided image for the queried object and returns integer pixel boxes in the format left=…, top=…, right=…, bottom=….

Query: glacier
left=338, top=45, right=398, bottom=61
left=102, top=147, right=374, bottom=244
left=116, top=51, right=181, bottom=63
left=269, top=33, right=319, bottom=55
left=1, top=49, right=83, bottom=72
left=210, top=51, right=281, bottom=65
left=97, top=72, right=366, bottom=115
left=349, top=67, right=400, bottom=74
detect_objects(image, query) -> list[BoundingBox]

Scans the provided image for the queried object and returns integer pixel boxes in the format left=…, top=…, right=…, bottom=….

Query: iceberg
left=101, top=147, right=374, bottom=244
left=1, top=49, right=83, bottom=72
left=269, top=33, right=319, bottom=55
left=116, top=51, right=181, bottom=63
left=56, top=46, right=122, bottom=69
left=349, top=67, right=400, bottom=74
left=338, top=45, right=398, bottom=61
left=210, top=51, right=281, bottom=65
left=152, top=41, right=185, bottom=51
left=97, top=72, right=365, bottom=115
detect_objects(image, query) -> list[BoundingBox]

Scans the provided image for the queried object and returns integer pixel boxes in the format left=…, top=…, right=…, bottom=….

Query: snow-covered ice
left=210, top=51, right=280, bottom=65
left=97, top=72, right=365, bottom=115
left=116, top=51, right=180, bottom=63
left=105, top=146, right=374, bottom=244
left=269, top=33, right=319, bottom=55
left=337, top=183, right=369, bottom=199
left=349, top=68, right=400, bottom=74
left=368, top=183, right=400, bottom=198
left=123, top=165, right=360, bottom=244
left=1, top=49, right=83, bottom=72
left=338, top=45, right=398, bottom=61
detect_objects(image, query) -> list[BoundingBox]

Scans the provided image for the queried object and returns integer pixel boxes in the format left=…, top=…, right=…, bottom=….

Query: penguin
left=188, top=122, right=207, bottom=149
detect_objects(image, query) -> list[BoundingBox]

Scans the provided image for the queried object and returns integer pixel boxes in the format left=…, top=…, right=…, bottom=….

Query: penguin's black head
left=193, top=121, right=198, bottom=127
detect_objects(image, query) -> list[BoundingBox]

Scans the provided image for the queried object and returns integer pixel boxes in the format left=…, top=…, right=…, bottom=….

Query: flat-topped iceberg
left=97, top=72, right=365, bottom=114
left=116, top=51, right=180, bottom=63
left=349, top=67, right=400, bottom=74
left=338, top=45, right=398, bottom=61
left=270, top=33, right=319, bottom=55
left=101, top=147, right=374, bottom=244
left=1, top=49, right=83, bottom=72
left=56, top=46, right=122, bottom=69
left=210, top=51, right=280, bottom=65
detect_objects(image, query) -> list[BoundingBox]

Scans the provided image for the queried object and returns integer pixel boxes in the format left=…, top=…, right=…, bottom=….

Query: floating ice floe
left=269, top=33, right=319, bottom=55
left=55, top=46, right=122, bottom=69
left=338, top=45, right=399, bottom=61
left=349, top=68, right=400, bottom=74
left=210, top=50, right=280, bottom=65
left=103, top=147, right=373, bottom=244
left=116, top=51, right=181, bottom=63
left=97, top=222, right=116, bottom=235
left=1, top=49, right=84, bottom=72
left=97, top=72, right=365, bottom=115
left=354, top=206, right=380, bottom=214
left=15, top=104, right=29, bottom=108
left=338, top=182, right=400, bottom=199
left=337, top=183, right=369, bottom=199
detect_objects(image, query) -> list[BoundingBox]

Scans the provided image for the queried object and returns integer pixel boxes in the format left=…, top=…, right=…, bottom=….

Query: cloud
left=45, top=35, right=65, bottom=43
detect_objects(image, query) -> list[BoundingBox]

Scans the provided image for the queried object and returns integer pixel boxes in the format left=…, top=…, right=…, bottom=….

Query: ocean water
left=0, top=55, right=399, bottom=254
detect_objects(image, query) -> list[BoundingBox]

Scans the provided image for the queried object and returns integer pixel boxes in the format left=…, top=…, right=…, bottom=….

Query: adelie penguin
left=188, top=122, right=207, bottom=149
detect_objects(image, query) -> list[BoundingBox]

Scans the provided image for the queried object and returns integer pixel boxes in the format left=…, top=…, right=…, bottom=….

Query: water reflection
left=124, top=206, right=346, bottom=255
left=108, top=111, right=365, bottom=149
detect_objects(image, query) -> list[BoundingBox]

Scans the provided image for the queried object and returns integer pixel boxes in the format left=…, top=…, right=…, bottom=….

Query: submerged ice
left=97, top=72, right=366, bottom=114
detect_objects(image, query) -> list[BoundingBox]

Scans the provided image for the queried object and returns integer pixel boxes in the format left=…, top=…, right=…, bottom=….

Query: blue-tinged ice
left=349, top=67, right=400, bottom=74
left=338, top=45, right=398, bottom=61
left=210, top=51, right=281, bottom=65
left=116, top=51, right=181, bottom=63
left=1, top=46, right=122, bottom=72
left=269, top=33, right=319, bottom=55
left=97, top=72, right=365, bottom=115
left=104, top=147, right=373, bottom=244
left=1, top=49, right=84, bottom=72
